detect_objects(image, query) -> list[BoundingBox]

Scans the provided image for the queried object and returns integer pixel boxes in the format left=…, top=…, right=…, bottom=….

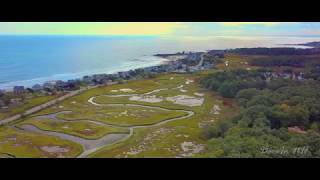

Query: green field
left=87, top=73, right=236, bottom=157
left=56, top=106, right=188, bottom=126
left=0, top=71, right=235, bottom=158
left=0, top=126, right=82, bottom=158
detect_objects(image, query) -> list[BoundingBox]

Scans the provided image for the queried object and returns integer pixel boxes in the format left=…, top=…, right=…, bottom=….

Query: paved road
left=194, top=53, right=206, bottom=69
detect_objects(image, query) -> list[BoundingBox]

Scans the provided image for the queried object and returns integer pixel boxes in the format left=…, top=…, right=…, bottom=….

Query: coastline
left=1, top=35, right=319, bottom=91
left=1, top=45, right=318, bottom=126
left=0, top=44, right=312, bottom=91
left=0, top=55, right=171, bottom=91
left=0, top=53, right=189, bottom=123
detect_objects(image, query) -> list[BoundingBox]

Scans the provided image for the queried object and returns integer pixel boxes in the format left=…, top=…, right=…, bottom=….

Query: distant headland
left=281, top=41, right=320, bottom=48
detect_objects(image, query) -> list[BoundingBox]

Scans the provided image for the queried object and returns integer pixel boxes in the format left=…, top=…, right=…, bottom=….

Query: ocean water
left=0, top=35, right=319, bottom=89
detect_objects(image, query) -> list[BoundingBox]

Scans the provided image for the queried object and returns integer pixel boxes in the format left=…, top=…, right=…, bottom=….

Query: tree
left=236, top=88, right=260, bottom=106
left=201, top=62, right=320, bottom=158
left=218, top=81, right=240, bottom=98
left=206, top=120, right=233, bottom=139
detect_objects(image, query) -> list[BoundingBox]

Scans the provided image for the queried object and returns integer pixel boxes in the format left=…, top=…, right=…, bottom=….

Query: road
left=0, top=86, right=97, bottom=126
left=194, top=53, right=206, bottom=69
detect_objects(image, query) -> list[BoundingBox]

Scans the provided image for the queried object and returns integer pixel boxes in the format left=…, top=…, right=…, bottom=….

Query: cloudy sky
left=0, top=22, right=319, bottom=37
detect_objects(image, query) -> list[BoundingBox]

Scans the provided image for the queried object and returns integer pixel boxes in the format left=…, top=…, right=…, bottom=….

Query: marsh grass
left=0, top=126, right=82, bottom=158
left=1, top=72, right=236, bottom=157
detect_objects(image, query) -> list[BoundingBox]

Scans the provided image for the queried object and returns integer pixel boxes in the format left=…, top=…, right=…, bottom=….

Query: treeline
left=305, top=66, right=320, bottom=80
left=201, top=69, right=320, bottom=157
left=201, top=69, right=268, bottom=98
left=228, top=47, right=320, bottom=55
left=249, top=56, right=306, bottom=67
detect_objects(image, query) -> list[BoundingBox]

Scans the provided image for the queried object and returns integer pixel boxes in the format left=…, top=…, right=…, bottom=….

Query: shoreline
left=1, top=45, right=318, bottom=124
left=1, top=43, right=317, bottom=92
left=0, top=55, right=172, bottom=91
left=0, top=52, right=191, bottom=124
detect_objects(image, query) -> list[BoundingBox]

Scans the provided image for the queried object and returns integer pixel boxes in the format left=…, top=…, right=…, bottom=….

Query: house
left=288, top=126, right=306, bottom=134
left=92, top=74, right=111, bottom=84
left=43, top=81, right=56, bottom=91
left=83, top=75, right=94, bottom=84
left=13, top=86, right=25, bottom=95
left=64, top=80, right=80, bottom=90
left=55, top=80, right=68, bottom=90
left=297, top=72, right=304, bottom=80
left=118, top=71, right=131, bottom=79
left=32, top=84, right=43, bottom=91
left=0, top=89, right=4, bottom=97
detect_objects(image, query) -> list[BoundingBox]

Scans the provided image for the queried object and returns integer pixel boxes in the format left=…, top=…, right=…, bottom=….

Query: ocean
left=0, top=35, right=319, bottom=90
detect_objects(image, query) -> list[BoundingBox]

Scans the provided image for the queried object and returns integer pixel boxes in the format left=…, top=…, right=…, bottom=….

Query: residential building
left=32, top=84, right=43, bottom=91
left=13, top=86, right=25, bottom=95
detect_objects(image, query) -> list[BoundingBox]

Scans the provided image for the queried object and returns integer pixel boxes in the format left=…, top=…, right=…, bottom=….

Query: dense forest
left=228, top=47, right=320, bottom=55
left=249, top=56, right=307, bottom=67
left=201, top=68, right=320, bottom=157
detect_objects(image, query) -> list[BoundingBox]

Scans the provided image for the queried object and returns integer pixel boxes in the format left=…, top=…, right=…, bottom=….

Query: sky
left=0, top=22, right=319, bottom=37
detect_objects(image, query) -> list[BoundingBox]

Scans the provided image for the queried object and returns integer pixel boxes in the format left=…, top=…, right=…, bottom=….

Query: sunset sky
left=0, top=22, right=319, bottom=37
